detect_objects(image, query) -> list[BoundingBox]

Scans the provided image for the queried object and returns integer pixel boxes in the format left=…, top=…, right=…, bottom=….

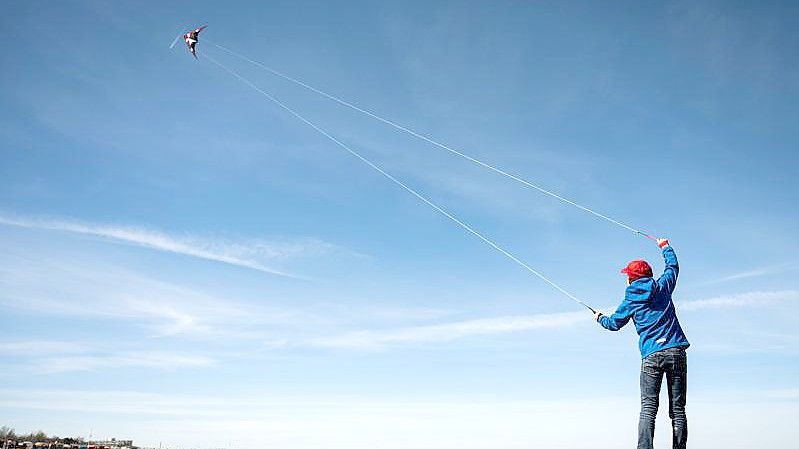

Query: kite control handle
left=634, top=229, right=658, bottom=241
left=577, top=301, right=596, bottom=314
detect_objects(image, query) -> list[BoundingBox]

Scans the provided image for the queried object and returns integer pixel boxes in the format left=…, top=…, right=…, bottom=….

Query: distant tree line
left=1, top=427, right=85, bottom=445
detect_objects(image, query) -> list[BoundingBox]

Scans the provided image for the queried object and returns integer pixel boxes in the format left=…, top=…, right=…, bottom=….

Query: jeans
left=638, top=347, right=687, bottom=449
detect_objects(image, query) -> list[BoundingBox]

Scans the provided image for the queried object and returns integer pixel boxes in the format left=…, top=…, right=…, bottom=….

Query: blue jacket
left=598, top=245, right=690, bottom=358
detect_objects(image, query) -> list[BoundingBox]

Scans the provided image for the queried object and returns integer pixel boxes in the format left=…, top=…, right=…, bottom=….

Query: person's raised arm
left=656, top=238, right=678, bottom=294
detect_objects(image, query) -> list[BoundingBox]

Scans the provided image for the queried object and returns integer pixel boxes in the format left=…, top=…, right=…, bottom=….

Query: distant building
left=89, top=440, right=134, bottom=449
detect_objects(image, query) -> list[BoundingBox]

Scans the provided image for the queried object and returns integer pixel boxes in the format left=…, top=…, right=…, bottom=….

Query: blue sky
left=1, top=1, right=798, bottom=447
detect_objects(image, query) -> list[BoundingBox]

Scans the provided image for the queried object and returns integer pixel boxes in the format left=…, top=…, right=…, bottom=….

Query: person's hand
left=656, top=238, right=670, bottom=248
left=593, top=311, right=602, bottom=322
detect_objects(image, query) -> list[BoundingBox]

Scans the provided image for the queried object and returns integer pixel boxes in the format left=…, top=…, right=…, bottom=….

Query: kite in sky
left=182, top=25, right=207, bottom=58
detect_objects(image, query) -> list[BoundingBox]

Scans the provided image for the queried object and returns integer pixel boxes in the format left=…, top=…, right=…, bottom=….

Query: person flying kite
left=175, top=29, right=697, bottom=447
left=593, top=238, right=690, bottom=449
left=183, top=25, right=207, bottom=59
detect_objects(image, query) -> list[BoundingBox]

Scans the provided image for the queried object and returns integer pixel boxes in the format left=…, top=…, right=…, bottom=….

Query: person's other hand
left=593, top=311, right=602, bottom=322
left=656, top=238, right=670, bottom=248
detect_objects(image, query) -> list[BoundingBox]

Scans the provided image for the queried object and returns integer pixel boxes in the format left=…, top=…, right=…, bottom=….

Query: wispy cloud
left=312, top=290, right=799, bottom=350
left=702, top=266, right=792, bottom=285
left=0, top=341, right=215, bottom=374
left=710, top=268, right=774, bottom=283
left=678, top=290, right=799, bottom=311
left=0, top=340, right=89, bottom=355
left=0, top=253, right=278, bottom=337
left=34, top=352, right=215, bottom=374
left=313, top=311, right=586, bottom=349
left=0, top=248, right=430, bottom=343
left=0, top=214, right=339, bottom=278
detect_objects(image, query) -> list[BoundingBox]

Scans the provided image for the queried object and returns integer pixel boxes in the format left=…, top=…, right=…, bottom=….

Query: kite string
left=205, top=39, right=655, bottom=241
left=201, top=52, right=595, bottom=312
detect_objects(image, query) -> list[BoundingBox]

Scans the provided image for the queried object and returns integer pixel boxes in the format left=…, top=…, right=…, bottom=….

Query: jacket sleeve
left=598, top=299, right=634, bottom=331
left=656, top=245, right=679, bottom=294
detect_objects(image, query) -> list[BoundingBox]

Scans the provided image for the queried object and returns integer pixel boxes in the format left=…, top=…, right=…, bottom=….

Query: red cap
left=621, top=260, right=653, bottom=281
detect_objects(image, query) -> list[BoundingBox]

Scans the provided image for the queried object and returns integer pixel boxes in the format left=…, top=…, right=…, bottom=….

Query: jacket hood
left=625, top=277, right=655, bottom=302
